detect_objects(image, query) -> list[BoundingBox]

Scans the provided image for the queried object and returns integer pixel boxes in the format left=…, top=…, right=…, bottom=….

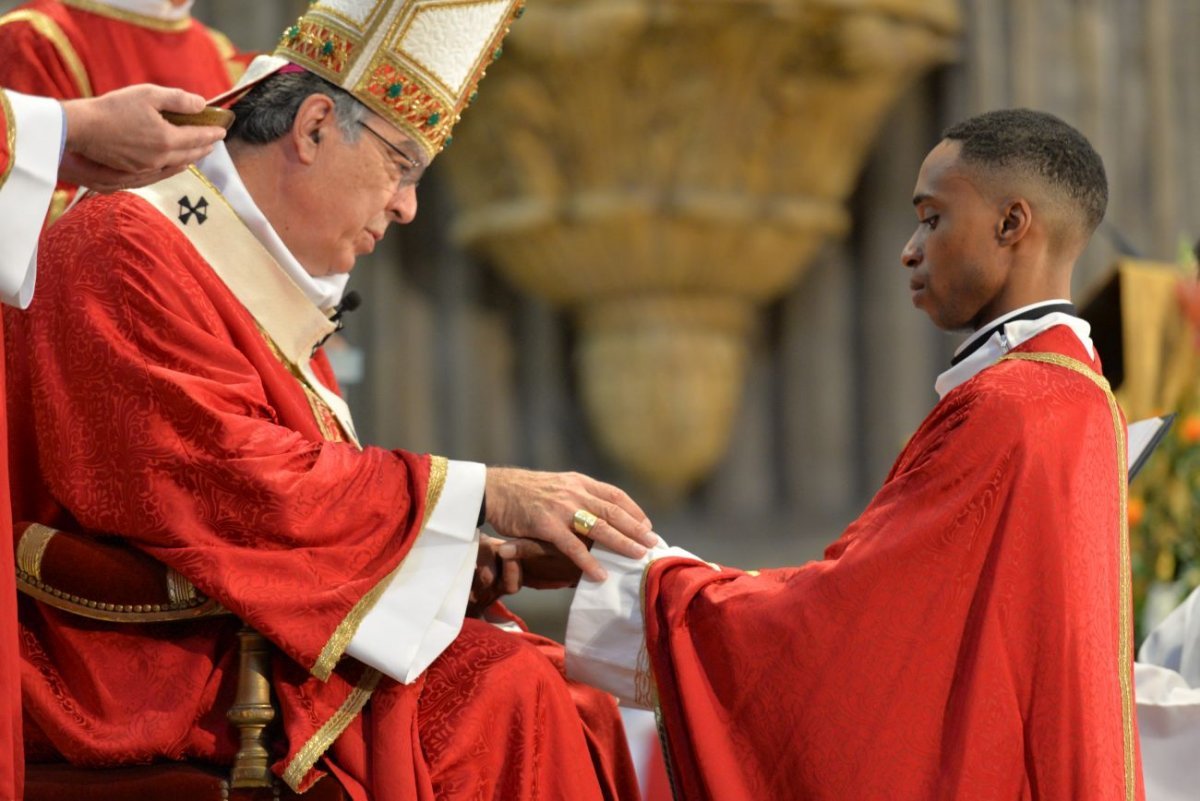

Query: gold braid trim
left=999, top=351, right=1135, bottom=801
left=425, top=455, right=448, bottom=520
left=281, top=667, right=381, bottom=792
left=0, top=91, right=15, bottom=193
left=45, top=188, right=72, bottom=227
left=310, top=455, right=449, bottom=681
left=255, top=325, right=352, bottom=445
left=640, top=561, right=682, bottom=801
left=0, top=10, right=93, bottom=97
left=59, top=0, right=189, bottom=32
left=16, top=524, right=57, bottom=581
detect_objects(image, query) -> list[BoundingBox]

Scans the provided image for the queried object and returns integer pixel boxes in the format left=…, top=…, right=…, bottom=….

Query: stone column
left=443, top=0, right=960, bottom=500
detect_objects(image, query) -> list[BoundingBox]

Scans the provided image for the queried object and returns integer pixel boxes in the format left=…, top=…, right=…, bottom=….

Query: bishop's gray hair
left=227, top=70, right=366, bottom=145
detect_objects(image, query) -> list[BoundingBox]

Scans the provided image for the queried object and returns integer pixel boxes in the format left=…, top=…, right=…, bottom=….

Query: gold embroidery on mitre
left=16, top=524, right=58, bottom=582
left=0, top=10, right=94, bottom=97
left=999, top=351, right=1135, bottom=801
left=272, top=0, right=526, bottom=161
left=0, top=91, right=15, bottom=193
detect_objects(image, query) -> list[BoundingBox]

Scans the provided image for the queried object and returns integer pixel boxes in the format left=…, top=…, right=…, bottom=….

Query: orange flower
left=1182, top=415, right=1200, bottom=444
left=1128, top=496, right=1145, bottom=528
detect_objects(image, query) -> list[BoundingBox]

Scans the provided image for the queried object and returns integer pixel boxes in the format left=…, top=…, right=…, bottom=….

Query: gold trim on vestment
left=310, top=455, right=448, bottom=681
left=59, top=0, right=190, bottom=32
left=281, top=667, right=381, bottom=792
left=46, top=188, right=72, bottom=227
left=16, top=523, right=57, bottom=581
left=999, top=351, right=1135, bottom=801
left=0, top=10, right=94, bottom=97
left=425, top=454, right=448, bottom=517
left=639, top=561, right=682, bottom=801
left=257, top=327, right=351, bottom=445
left=0, top=91, right=15, bottom=193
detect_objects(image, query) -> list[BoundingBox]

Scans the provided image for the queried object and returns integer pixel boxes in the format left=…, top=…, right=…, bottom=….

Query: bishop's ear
left=293, top=93, right=336, bottom=165
left=997, top=198, right=1032, bottom=246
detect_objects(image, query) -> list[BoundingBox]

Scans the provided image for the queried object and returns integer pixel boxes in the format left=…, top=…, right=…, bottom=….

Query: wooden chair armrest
left=14, top=522, right=225, bottom=622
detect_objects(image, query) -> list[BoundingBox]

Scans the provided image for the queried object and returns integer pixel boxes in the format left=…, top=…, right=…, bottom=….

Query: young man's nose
left=900, top=237, right=922, bottom=268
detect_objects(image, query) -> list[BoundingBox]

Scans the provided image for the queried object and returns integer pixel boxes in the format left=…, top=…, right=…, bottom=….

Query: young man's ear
left=997, top=198, right=1032, bottom=246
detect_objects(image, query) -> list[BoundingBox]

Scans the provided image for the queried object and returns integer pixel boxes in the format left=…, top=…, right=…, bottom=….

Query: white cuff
left=0, top=91, right=62, bottom=308
left=565, top=537, right=708, bottom=709
left=345, top=459, right=485, bottom=684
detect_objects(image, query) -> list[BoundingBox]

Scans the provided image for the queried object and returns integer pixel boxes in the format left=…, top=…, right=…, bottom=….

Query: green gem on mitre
left=515, top=5, right=526, bottom=18
left=387, top=82, right=404, bottom=98
left=321, top=39, right=336, bottom=56
left=492, top=46, right=503, bottom=61
left=285, top=24, right=300, bottom=40
left=426, top=112, right=441, bottom=127
left=443, top=136, right=453, bottom=148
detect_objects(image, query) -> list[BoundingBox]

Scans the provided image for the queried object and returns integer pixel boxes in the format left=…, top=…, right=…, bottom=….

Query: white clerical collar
left=934, top=301, right=1095, bottom=400
left=195, top=142, right=349, bottom=313
left=65, top=0, right=194, bottom=22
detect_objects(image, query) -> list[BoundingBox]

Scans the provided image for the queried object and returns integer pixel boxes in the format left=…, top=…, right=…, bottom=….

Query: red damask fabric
left=7, top=191, right=639, bottom=799
left=644, top=326, right=1144, bottom=801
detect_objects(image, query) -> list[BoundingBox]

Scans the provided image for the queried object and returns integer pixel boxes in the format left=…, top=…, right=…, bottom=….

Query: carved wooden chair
left=14, top=522, right=348, bottom=801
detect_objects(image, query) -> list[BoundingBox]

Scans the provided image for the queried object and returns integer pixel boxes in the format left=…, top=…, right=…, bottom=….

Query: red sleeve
left=11, top=195, right=433, bottom=674
left=0, top=11, right=90, bottom=220
left=0, top=12, right=88, bottom=100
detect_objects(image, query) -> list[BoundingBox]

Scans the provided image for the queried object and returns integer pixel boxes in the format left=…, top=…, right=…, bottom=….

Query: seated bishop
left=6, top=1, right=648, bottom=799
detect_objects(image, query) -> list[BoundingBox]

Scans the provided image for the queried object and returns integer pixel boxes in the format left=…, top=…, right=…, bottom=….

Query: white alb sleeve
left=346, top=459, right=484, bottom=684
left=566, top=537, right=709, bottom=709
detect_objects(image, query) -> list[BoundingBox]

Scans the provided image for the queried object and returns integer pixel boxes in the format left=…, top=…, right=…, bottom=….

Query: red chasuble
left=5, top=186, right=638, bottom=799
left=0, top=0, right=246, bottom=223
left=643, top=327, right=1144, bottom=801
left=0, top=97, right=21, bottom=801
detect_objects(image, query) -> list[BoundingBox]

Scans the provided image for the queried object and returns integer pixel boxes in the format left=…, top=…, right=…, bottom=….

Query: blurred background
left=9, top=0, right=1200, bottom=639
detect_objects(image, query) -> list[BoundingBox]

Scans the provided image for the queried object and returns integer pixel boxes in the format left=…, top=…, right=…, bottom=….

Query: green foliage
left=1130, top=404, right=1200, bottom=643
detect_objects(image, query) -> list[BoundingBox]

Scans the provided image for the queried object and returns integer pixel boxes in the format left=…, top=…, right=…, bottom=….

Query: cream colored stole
left=128, top=168, right=360, bottom=446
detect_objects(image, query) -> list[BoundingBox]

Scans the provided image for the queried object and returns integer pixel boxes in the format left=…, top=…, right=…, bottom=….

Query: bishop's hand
left=482, top=467, right=654, bottom=581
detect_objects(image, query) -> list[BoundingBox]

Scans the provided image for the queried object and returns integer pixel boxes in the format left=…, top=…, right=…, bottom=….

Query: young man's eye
left=921, top=215, right=939, bottom=229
